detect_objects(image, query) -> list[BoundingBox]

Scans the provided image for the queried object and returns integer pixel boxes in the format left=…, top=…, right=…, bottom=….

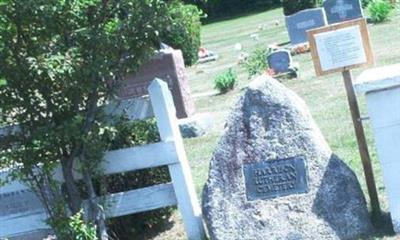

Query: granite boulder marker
left=202, top=75, right=372, bottom=239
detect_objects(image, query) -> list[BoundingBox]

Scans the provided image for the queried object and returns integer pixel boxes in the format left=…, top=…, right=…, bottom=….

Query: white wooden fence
left=0, top=79, right=206, bottom=240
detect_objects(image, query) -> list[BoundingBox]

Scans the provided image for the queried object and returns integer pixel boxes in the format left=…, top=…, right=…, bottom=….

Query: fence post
left=148, top=78, right=206, bottom=240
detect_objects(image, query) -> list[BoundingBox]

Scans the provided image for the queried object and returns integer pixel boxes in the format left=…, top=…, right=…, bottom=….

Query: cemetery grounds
left=145, top=6, right=400, bottom=240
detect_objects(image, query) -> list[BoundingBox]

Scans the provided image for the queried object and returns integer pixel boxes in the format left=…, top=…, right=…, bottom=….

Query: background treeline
left=183, top=0, right=282, bottom=20
left=184, top=0, right=375, bottom=20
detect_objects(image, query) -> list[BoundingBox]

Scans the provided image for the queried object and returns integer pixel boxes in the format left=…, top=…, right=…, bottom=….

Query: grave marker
left=116, top=50, right=195, bottom=119
left=285, top=8, right=327, bottom=45
left=266, top=50, right=293, bottom=73
left=355, top=64, right=400, bottom=233
left=323, top=0, right=363, bottom=24
left=307, top=18, right=381, bottom=216
left=0, top=189, right=43, bottom=216
left=202, top=75, right=372, bottom=239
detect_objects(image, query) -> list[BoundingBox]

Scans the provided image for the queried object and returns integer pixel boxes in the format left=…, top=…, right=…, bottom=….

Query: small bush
left=368, top=0, right=393, bottom=22
left=161, top=1, right=202, bottom=66
left=214, top=68, right=237, bottom=93
left=362, top=0, right=373, bottom=7
left=241, top=47, right=271, bottom=79
left=282, top=0, right=317, bottom=16
left=51, top=210, right=98, bottom=240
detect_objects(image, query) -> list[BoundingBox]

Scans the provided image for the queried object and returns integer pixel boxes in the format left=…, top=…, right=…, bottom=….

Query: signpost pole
left=342, top=69, right=381, bottom=217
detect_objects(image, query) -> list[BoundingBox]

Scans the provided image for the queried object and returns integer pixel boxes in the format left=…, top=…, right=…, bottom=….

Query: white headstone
left=355, top=63, right=400, bottom=233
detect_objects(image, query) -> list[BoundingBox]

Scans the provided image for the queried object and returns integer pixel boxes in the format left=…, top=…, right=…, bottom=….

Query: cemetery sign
left=307, top=18, right=381, bottom=215
left=243, top=156, right=308, bottom=201
left=308, top=18, right=374, bottom=76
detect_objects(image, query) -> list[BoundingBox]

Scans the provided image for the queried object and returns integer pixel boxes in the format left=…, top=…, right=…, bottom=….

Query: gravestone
left=355, top=64, right=400, bottom=233
left=202, top=75, right=372, bottom=239
left=285, top=8, right=327, bottom=45
left=323, top=0, right=363, bottom=24
left=267, top=50, right=292, bottom=73
left=115, top=49, right=195, bottom=119
left=0, top=176, right=51, bottom=239
left=105, top=97, right=154, bottom=121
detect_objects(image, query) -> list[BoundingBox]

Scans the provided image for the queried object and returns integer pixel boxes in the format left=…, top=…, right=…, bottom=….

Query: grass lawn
left=146, top=6, right=400, bottom=240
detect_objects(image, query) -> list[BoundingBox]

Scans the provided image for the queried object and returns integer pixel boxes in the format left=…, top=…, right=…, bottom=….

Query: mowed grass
left=150, top=7, right=400, bottom=240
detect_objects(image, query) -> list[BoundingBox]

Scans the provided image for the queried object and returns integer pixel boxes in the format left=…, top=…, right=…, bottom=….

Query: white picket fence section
left=0, top=78, right=206, bottom=240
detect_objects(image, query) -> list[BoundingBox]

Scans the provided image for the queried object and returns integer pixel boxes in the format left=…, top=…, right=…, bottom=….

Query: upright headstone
left=202, top=75, right=372, bottom=239
left=323, top=0, right=363, bottom=24
left=0, top=175, right=51, bottom=239
left=355, top=64, right=400, bottom=233
left=267, top=50, right=293, bottom=73
left=285, top=8, right=327, bottom=45
left=115, top=50, right=195, bottom=119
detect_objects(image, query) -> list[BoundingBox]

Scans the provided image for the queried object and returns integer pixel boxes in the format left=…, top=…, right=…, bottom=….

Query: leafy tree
left=161, top=1, right=202, bottom=65
left=0, top=0, right=180, bottom=239
left=282, top=0, right=318, bottom=16
left=183, top=0, right=281, bottom=20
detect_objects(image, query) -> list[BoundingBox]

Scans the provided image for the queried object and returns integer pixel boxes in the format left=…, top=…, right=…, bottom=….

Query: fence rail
left=0, top=78, right=205, bottom=240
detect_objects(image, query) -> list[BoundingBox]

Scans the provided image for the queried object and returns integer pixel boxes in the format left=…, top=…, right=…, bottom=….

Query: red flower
left=266, top=68, right=275, bottom=76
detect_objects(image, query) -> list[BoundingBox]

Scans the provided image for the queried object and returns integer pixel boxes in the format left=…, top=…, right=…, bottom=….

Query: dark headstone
left=115, top=50, right=195, bottom=119
left=0, top=186, right=51, bottom=239
left=323, top=0, right=363, bottom=24
left=285, top=8, right=327, bottom=45
left=104, top=97, right=154, bottom=122
left=202, top=75, right=372, bottom=239
left=267, top=50, right=292, bottom=73
left=0, top=189, right=43, bottom=217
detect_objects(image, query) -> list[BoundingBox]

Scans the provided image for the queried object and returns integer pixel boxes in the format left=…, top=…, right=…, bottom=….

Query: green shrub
left=362, top=0, right=373, bottom=7
left=161, top=1, right=202, bottom=66
left=69, top=211, right=98, bottom=240
left=106, top=119, right=173, bottom=239
left=368, top=0, right=393, bottom=22
left=241, top=47, right=271, bottom=79
left=214, top=68, right=237, bottom=93
left=51, top=210, right=98, bottom=240
left=282, top=0, right=317, bottom=16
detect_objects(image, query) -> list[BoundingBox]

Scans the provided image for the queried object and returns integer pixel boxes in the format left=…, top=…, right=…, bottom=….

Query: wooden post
left=342, top=69, right=381, bottom=216
left=149, top=78, right=206, bottom=240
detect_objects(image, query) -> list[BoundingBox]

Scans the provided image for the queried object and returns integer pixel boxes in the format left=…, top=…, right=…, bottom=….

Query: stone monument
left=267, top=49, right=293, bottom=74
left=323, top=0, right=363, bottom=24
left=285, top=8, right=327, bottom=45
left=202, top=75, right=372, bottom=239
left=355, top=64, right=400, bottom=233
left=115, top=49, right=195, bottom=119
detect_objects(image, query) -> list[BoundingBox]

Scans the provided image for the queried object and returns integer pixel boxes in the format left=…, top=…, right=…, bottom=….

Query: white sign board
left=308, top=18, right=374, bottom=76
left=315, top=26, right=366, bottom=71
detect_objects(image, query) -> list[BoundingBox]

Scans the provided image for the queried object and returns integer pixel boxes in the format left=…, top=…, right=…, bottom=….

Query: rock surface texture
left=202, top=75, right=372, bottom=240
